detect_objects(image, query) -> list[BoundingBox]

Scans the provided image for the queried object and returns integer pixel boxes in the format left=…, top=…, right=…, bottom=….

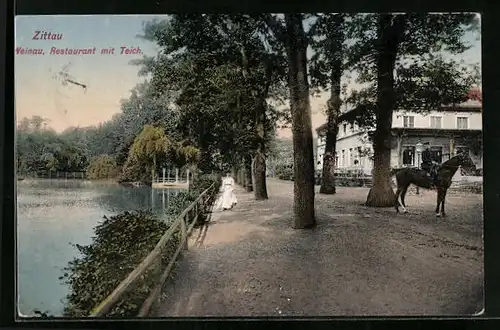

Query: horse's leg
left=435, top=188, right=444, bottom=217
left=394, top=187, right=402, bottom=213
left=440, top=188, right=448, bottom=217
left=400, top=185, right=409, bottom=214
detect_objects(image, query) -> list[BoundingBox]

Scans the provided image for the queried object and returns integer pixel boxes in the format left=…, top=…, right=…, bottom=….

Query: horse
left=392, top=152, right=477, bottom=217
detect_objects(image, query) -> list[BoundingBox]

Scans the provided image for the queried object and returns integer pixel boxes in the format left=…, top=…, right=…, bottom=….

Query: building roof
left=467, top=87, right=482, bottom=103
left=315, top=88, right=483, bottom=134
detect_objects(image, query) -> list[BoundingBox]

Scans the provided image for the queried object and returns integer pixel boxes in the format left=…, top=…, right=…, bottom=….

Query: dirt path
left=154, top=179, right=483, bottom=316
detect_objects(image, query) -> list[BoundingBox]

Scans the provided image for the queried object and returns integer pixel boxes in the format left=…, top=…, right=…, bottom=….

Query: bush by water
left=59, top=174, right=221, bottom=317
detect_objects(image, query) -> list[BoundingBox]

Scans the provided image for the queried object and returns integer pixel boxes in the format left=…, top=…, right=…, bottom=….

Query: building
left=316, top=92, right=483, bottom=175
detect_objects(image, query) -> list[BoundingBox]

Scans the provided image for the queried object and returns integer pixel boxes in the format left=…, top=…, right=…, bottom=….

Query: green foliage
left=345, top=55, right=479, bottom=131
left=16, top=14, right=481, bottom=186
left=60, top=173, right=221, bottom=317
left=119, top=125, right=201, bottom=183
left=17, top=80, right=183, bottom=176
left=129, top=125, right=170, bottom=164
left=191, top=173, right=222, bottom=196
left=267, top=137, right=294, bottom=177
left=118, top=157, right=151, bottom=184
left=60, top=210, right=175, bottom=317
left=276, top=164, right=294, bottom=181
left=16, top=116, right=89, bottom=176
left=163, top=191, right=197, bottom=219
left=309, top=13, right=349, bottom=91
left=190, top=173, right=222, bottom=224
left=134, top=15, right=288, bottom=173
left=86, top=155, right=119, bottom=180
left=343, top=13, right=480, bottom=130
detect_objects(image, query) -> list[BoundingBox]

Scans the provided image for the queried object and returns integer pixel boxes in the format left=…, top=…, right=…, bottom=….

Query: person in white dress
left=214, top=173, right=238, bottom=211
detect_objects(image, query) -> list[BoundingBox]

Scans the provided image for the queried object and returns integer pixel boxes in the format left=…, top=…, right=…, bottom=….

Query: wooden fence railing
left=89, top=183, right=216, bottom=317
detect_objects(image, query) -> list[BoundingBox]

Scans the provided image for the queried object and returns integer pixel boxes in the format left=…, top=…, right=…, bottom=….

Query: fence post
left=180, top=213, right=188, bottom=250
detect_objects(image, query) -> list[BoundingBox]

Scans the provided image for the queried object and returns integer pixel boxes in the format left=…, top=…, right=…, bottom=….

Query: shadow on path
left=154, top=179, right=483, bottom=317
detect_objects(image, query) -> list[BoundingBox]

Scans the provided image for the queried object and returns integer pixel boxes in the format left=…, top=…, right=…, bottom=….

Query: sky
left=14, top=14, right=482, bottom=138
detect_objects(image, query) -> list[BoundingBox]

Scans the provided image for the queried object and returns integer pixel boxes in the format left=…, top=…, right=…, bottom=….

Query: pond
left=16, top=179, right=180, bottom=317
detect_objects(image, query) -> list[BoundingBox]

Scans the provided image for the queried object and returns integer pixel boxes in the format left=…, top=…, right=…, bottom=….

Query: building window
left=403, top=116, right=415, bottom=128
left=341, top=149, right=346, bottom=167
left=343, top=124, right=347, bottom=135
left=335, top=156, right=339, bottom=167
left=430, top=116, right=442, bottom=129
left=402, top=146, right=415, bottom=166
left=457, top=117, right=468, bottom=129
left=349, top=148, right=353, bottom=166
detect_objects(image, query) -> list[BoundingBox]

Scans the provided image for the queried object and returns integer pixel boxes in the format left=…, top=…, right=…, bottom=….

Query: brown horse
left=392, top=152, right=477, bottom=217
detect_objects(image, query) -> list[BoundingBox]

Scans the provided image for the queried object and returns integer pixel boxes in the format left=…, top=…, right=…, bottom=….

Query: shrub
left=60, top=210, right=180, bottom=317
left=191, top=173, right=221, bottom=194
left=164, top=191, right=197, bottom=218
left=86, top=155, right=119, bottom=180
left=61, top=177, right=222, bottom=317
left=276, top=164, right=294, bottom=181
left=190, top=173, right=221, bottom=224
left=117, top=158, right=151, bottom=184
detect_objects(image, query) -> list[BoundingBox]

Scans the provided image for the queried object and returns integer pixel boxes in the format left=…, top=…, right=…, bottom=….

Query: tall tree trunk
left=253, top=102, right=269, bottom=200
left=238, top=168, right=244, bottom=186
left=320, top=15, right=344, bottom=194
left=231, top=166, right=238, bottom=183
left=240, top=44, right=269, bottom=200
left=244, top=154, right=253, bottom=192
left=239, top=170, right=243, bottom=185
left=365, top=14, right=406, bottom=207
left=285, top=14, right=316, bottom=228
left=319, top=105, right=340, bottom=194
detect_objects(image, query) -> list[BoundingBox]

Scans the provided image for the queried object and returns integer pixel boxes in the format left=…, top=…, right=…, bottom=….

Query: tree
left=135, top=15, right=288, bottom=200
left=345, top=13, right=479, bottom=207
left=129, top=125, right=171, bottom=181
left=16, top=116, right=90, bottom=176
left=41, top=152, right=59, bottom=172
left=309, top=14, right=347, bottom=194
left=267, top=137, right=294, bottom=176
left=264, top=14, right=316, bottom=228
left=87, top=155, right=119, bottom=180
left=121, top=124, right=201, bottom=183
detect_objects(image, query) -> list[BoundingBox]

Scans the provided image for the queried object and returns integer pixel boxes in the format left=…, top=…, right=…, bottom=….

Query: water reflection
left=16, top=179, right=181, bottom=317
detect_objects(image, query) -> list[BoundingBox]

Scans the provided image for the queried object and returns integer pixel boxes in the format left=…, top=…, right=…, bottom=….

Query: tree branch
left=390, top=14, right=408, bottom=46
left=263, top=14, right=287, bottom=44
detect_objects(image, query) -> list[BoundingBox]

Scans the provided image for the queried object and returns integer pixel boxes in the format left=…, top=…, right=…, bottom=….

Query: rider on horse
left=421, top=142, right=440, bottom=185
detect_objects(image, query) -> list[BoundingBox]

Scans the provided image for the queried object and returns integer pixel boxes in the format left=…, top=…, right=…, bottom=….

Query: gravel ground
left=154, top=178, right=484, bottom=317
